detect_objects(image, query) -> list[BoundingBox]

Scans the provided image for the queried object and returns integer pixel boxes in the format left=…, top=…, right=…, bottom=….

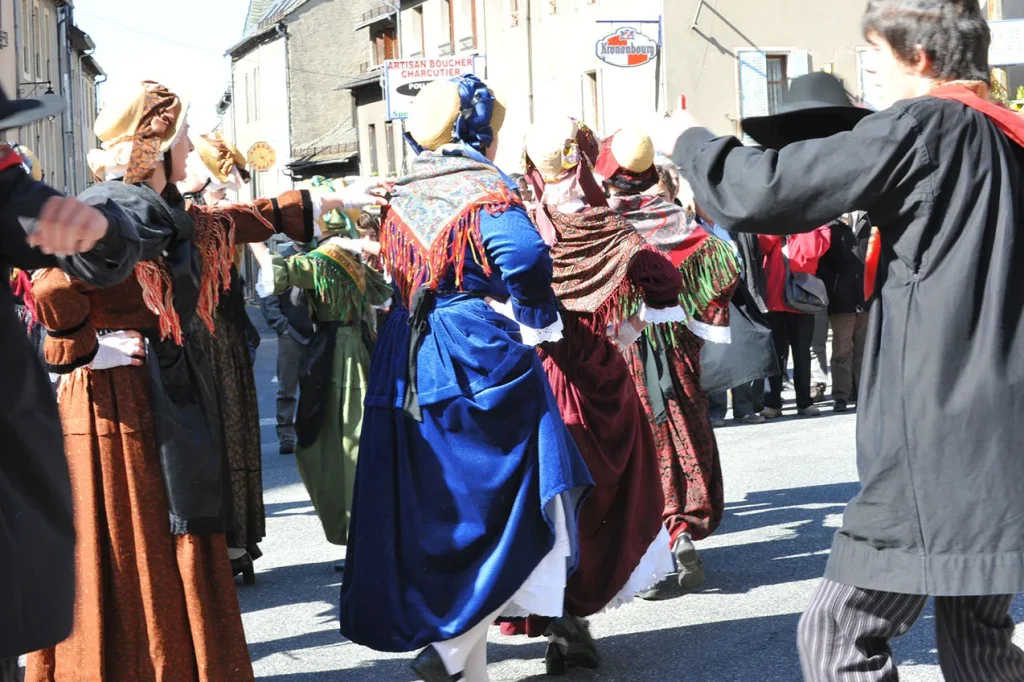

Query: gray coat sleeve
left=672, top=105, right=927, bottom=235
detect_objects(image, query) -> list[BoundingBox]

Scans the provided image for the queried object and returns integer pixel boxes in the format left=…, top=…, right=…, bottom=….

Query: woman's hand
left=89, top=330, right=146, bottom=370
left=321, top=178, right=393, bottom=213
left=30, top=197, right=110, bottom=256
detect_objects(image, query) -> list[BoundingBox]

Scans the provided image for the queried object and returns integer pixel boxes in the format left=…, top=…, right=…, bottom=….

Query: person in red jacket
left=759, top=228, right=831, bottom=418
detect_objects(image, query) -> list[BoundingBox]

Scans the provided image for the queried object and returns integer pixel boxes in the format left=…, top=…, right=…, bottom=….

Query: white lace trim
left=500, top=492, right=572, bottom=619
left=597, top=526, right=675, bottom=614
left=640, top=303, right=687, bottom=325
left=310, top=194, right=324, bottom=239
left=520, top=316, right=564, bottom=346
left=688, top=319, right=732, bottom=344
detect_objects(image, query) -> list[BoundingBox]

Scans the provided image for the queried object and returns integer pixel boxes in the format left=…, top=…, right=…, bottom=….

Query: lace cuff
left=255, top=265, right=275, bottom=299
left=520, top=316, right=564, bottom=346
left=311, top=195, right=324, bottom=239
left=688, top=319, right=732, bottom=344
left=640, top=303, right=687, bottom=325
left=613, top=321, right=643, bottom=349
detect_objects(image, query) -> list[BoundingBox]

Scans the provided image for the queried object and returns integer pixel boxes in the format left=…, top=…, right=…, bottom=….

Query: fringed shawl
left=549, top=206, right=653, bottom=330
left=381, top=152, right=520, bottom=306
left=608, top=195, right=739, bottom=326
left=309, top=243, right=367, bottom=319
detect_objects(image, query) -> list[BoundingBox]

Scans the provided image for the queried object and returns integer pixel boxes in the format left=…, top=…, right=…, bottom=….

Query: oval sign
left=396, top=80, right=434, bottom=98
left=596, top=27, right=659, bottom=68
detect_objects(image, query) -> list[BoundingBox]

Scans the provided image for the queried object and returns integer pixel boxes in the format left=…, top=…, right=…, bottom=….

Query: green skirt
left=295, top=326, right=369, bottom=546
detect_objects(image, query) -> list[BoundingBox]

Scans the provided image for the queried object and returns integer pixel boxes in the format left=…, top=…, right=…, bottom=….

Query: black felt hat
left=741, top=72, right=871, bottom=150
left=0, top=86, right=64, bottom=131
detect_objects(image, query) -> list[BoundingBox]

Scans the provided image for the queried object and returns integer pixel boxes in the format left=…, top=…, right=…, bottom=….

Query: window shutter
left=787, top=49, right=810, bottom=80
left=738, top=49, right=768, bottom=144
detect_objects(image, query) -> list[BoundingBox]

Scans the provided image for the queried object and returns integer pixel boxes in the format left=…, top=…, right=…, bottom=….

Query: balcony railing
left=459, top=36, right=476, bottom=51
left=362, top=4, right=394, bottom=23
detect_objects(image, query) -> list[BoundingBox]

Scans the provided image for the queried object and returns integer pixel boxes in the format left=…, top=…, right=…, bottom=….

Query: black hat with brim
left=0, top=93, right=65, bottom=131
left=741, top=72, right=872, bottom=150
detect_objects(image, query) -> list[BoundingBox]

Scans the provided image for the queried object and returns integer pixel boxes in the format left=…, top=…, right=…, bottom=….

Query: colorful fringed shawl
left=309, top=243, right=367, bottom=319
left=608, top=194, right=739, bottom=330
left=381, top=152, right=520, bottom=306
left=549, top=207, right=653, bottom=330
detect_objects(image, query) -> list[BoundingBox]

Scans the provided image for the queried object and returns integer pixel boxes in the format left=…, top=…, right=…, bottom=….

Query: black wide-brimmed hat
left=0, top=86, right=64, bottom=130
left=741, top=72, right=871, bottom=150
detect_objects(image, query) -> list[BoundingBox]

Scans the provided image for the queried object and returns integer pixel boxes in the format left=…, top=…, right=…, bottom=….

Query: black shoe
left=411, top=646, right=463, bottom=681
left=674, top=533, right=706, bottom=590
left=636, top=577, right=676, bottom=601
left=334, top=560, right=346, bottom=573
left=545, top=616, right=600, bottom=670
left=834, top=399, right=848, bottom=413
left=545, top=642, right=567, bottom=676
left=279, top=442, right=295, bottom=455
left=231, top=553, right=256, bottom=586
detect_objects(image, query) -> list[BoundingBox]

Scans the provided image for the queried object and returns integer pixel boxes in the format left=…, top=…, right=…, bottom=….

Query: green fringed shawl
left=309, top=244, right=366, bottom=320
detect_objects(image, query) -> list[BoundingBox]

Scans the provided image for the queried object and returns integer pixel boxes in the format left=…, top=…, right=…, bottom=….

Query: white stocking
left=432, top=602, right=508, bottom=680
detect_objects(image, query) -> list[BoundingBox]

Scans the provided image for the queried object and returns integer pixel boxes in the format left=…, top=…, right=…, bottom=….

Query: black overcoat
left=0, top=163, right=139, bottom=657
left=675, top=96, right=1024, bottom=596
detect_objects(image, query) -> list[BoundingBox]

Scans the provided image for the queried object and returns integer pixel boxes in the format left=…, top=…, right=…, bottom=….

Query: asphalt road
left=242, top=312, right=1023, bottom=682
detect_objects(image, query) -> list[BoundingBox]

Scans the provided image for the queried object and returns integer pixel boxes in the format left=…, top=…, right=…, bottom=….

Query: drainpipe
left=13, top=0, right=21, bottom=101
left=57, top=3, right=74, bottom=194
left=525, top=0, right=534, bottom=122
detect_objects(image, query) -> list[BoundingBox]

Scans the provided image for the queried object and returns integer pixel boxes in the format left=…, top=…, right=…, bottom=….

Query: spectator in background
left=818, top=212, right=871, bottom=412
left=508, top=171, right=533, bottom=203
left=260, top=239, right=315, bottom=455
left=809, top=310, right=830, bottom=403
left=759, top=229, right=831, bottom=419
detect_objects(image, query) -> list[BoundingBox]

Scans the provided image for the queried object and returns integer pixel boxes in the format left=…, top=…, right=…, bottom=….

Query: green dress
left=269, top=243, right=391, bottom=545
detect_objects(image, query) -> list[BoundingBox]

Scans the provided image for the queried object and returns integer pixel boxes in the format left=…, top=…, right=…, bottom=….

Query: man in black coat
left=817, top=213, right=871, bottom=412
left=662, top=1, right=1024, bottom=679
left=0, top=90, right=141, bottom=677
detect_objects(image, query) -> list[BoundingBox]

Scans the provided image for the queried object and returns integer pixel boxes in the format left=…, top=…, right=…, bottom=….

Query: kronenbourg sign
left=596, top=27, right=659, bottom=68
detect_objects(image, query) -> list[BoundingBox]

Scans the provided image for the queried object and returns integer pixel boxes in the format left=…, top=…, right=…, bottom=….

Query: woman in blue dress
left=339, top=76, right=593, bottom=682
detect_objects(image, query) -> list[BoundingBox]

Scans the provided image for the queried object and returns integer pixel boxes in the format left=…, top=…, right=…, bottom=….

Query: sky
left=74, top=0, right=253, bottom=134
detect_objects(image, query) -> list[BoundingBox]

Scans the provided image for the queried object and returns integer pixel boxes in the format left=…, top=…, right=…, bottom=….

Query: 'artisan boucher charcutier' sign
left=596, top=27, right=659, bottom=68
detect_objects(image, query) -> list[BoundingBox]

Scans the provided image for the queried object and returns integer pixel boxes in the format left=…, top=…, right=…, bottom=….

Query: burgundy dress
left=538, top=209, right=682, bottom=618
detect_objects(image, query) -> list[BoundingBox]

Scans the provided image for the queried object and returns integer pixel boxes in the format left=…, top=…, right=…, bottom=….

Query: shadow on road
left=698, top=482, right=860, bottom=595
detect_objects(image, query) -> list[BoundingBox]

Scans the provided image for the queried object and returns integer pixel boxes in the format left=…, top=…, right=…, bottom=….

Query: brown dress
left=25, top=191, right=313, bottom=682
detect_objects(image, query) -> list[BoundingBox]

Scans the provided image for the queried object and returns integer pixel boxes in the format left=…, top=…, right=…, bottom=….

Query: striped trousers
left=798, top=579, right=1024, bottom=681
left=0, top=659, right=21, bottom=682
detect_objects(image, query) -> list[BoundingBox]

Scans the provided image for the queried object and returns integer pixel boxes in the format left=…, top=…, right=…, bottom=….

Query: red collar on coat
left=930, top=82, right=1024, bottom=148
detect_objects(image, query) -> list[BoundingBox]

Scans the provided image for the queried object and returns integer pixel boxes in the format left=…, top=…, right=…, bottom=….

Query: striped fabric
left=798, top=578, right=1024, bottom=681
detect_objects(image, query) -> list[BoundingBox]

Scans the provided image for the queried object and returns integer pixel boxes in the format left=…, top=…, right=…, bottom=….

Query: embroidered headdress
left=593, top=128, right=659, bottom=194
left=523, top=117, right=606, bottom=245
left=382, top=75, right=519, bottom=306
left=187, top=132, right=250, bottom=193
left=88, top=81, right=190, bottom=184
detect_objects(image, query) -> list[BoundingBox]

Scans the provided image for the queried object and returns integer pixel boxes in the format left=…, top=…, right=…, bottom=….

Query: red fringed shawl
left=549, top=207, right=656, bottom=330
left=381, top=154, right=521, bottom=307
left=134, top=203, right=247, bottom=344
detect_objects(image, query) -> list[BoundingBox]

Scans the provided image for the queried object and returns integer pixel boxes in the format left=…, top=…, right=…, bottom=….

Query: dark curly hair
left=862, top=0, right=990, bottom=82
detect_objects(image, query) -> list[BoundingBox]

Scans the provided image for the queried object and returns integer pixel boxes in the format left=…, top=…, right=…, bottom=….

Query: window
left=385, top=121, right=396, bottom=176
left=21, top=0, right=30, bottom=78
left=460, top=0, right=478, bottom=50
left=766, top=55, right=787, bottom=114
left=367, top=123, right=379, bottom=175
left=440, top=0, right=454, bottom=53
left=373, top=26, right=397, bottom=66
left=409, top=6, right=425, bottom=57
left=33, top=1, right=40, bottom=77
left=244, top=72, right=250, bottom=124
left=253, top=67, right=260, bottom=122
left=582, top=70, right=600, bottom=133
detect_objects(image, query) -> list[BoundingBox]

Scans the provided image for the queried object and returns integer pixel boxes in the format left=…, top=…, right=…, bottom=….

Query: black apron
left=295, top=321, right=343, bottom=449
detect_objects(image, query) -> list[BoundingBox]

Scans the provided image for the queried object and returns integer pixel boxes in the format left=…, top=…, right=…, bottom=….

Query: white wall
left=231, top=36, right=292, bottom=201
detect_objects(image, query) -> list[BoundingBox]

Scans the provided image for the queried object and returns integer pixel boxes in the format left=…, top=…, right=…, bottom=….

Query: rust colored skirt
left=623, top=325, right=724, bottom=544
left=24, top=365, right=254, bottom=682
left=191, top=316, right=265, bottom=556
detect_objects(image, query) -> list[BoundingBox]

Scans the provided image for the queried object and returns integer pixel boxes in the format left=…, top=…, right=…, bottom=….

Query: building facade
left=0, top=0, right=104, bottom=193
left=345, top=0, right=881, bottom=172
